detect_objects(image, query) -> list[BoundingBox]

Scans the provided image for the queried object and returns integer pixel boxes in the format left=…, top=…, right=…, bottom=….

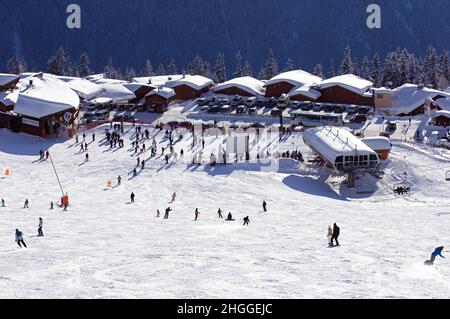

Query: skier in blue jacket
left=427, top=246, right=445, bottom=265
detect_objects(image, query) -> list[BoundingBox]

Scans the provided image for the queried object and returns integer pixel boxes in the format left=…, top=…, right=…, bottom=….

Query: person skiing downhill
left=169, top=192, right=176, bottom=203
left=425, top=246, right=445, bottom=265
left=130, top=192, right=135, bottom=203
left=37, top=217, right=44, bottom=236
left=331, top=223, right=340, bottom=247
left=15, top=229, right=27, bottom=248
left=194, top=208, right=200, bottom=221
left=164, top=207, right=172, bottom=219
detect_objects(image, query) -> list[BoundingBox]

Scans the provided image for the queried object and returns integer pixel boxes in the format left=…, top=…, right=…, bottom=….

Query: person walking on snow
left=38, top=217, right=44, bottom=236
left=1, top=199, right=5, bottom=207
left=195, top=208, right=200, bottom=221
left=156, top=209, right=161, bottom=218
left=243, top=216, right=250, bottom=226
left=45, top=151, right=50, bottom=159
left=15, top=229, right=27, bottom=248
left=426, top=246, right=445, bottom=265
left=130, top=192, right=135, bottom=203
left=92, top=133, right=95, bottom=142
left=24, top=199, right=29, bottom=208
left=262, top=200, right=267, bottom=212
left=169, top=192, right=176, bottom=203
left=331, top=223, right=340, bottom=247
left=50, top=201, right=54, bottom=210
left=164, top=207, right=172, bottom=219
left=85, top=153, right=89, bottom=162
left=117, top=175, right=122, bottom=186
left=217, top=208, right=223, bottom=219
left=327, top=225, right=333, bottom=246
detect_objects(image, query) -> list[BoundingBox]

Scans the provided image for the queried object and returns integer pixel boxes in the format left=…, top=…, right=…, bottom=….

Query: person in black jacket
left=331, top=223, right=340, bottom=247
left=130, top=192, right=135, bottom=203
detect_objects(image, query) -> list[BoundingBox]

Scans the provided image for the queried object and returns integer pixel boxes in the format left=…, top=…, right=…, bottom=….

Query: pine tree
left=6, top=55, right=27, bottom=74
left=371, top=53, right=382, bottom=87
left=142, top=59, right=154, bottom=77
left=283, top=58, right=295, bottom=72
left=79, top=52, right=91, bottom=78
left=104, top=57, right=120, bottom=79
left=242, top=61, right=253, bottom=77
left=167, top=59, right=178, bottom=75
left=328, top=59, right=335, bottom=78
left=214, top=52, right=227, bottom=83
left=424, top=46, right=439, bottom=88
left=156, top=63, right=166, bottom=76
left=233, top=51, right=243, bottom=77
left=187, top=55, right=207, bottom=76
left=351, top=57, right=360, bottom=76
left=439, top=50, right=450, bottom=88
left=360, top=56, right=370, bottom=80
left=47, top=47, right=68, bottom=76
left=339, top=45, right=352, bottom=75
left=124, top=68, right=137, bottom=81
left=313, top=64, right=324, bottom=79
left=261, top=48, right=279, bottom=80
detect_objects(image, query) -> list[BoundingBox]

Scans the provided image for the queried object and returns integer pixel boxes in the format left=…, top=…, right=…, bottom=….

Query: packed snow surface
left=0, top=124, right=449, bottom=299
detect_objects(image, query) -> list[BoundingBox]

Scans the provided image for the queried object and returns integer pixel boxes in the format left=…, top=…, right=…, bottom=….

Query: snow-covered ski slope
left=0, top=125, right=449, bottom=299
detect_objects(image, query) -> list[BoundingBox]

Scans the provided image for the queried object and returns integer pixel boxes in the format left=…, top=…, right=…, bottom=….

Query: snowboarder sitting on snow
left=38, top=217, right=44, bottom=237
left=226, top=212, right=233, bottom=221
left=426, top=246, right=445, bottom=265
left=15, top=229, right=27, bottom=248
left=331, top=223, right=340, bottom=247
left=243, top=216, right=250, bottom=226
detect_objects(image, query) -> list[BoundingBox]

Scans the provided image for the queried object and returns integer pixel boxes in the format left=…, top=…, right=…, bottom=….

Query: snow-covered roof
left=213, top=76, right=266, bottom=96
left=14, top=74, right=80, bottom=119
left=133, top=75, right=184, bottom=86
left=317, top=74, right=373, bottom=95
left=361, top=137, right=392, bottom=151
left=435, top=110, right=450, bottom=119
left=58, top=77, right=105, bottom=101
left=434, top=96, right=450, bottom=112
left=303, top=126, right=377, bottom=165
left=99, top=83, right=136, bottom=102
left=165, top=75, right=213, bottom=91
left=265, top=70, right=322, bottom=87
left=146, top=87, right=176, bottom=100
left=122, top=82, right=156, bottom=93
left=0, top=73, right=19, bottom=88
left=89, top=97, right=114, bottom=105
left=92, top=78, right=127, bottom=85
left=0, top=91, right=18, bottom=106
left=288, top=85, right=321, bottom=100
left=389, top=84, right=448, bottom=115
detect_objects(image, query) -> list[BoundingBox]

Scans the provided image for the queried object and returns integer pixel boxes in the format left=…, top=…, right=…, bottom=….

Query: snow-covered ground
left=0, top=123, right=449, bottom=299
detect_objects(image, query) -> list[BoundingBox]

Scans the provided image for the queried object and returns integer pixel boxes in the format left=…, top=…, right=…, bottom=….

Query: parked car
left=271, top=108, right=282, bottom=117
left=236, top=105, right=246, bottom=114
left=94, top=109, right=110, bottom=120
left=112, top=112, right=125, bottom=121
left=256, top=98, right=266, bottom=107
left=196, top=98, right=209, bottom=106
left=349, top=114, right=367, bottom=124
left=245, top=97, right=257, bottom=107
left=207, top=105, right=221, bottom=113
left=277, top=94, right=290, bottom=108
left=267, top=97, right=278, bottom=108
left=248, top=106, right=257, bottom=115
left=220, top=105, right=232, bottom=113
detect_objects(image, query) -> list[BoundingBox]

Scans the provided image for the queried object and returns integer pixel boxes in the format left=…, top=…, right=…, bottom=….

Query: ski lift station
left=303, top=126, right=379, bottom=173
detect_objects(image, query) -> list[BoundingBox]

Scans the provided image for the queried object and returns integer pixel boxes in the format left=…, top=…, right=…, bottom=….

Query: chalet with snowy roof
left=264, top=70, right=322, bottom=98
left=389, top=84, right=448, bottom=116
left=165, top=75, right=214, bottom=100
left=144, top=87, right=176, bottom=113
left=97, top=83, right=136, bottom=103
left=0, top=73, right=20, bottom=91
left=11, top=73, right=80, bottom=138
left=288, top=85, right=322, bottom=101
left=122, top=82, right=156, bottom=104
left=0, top=91, right=17, bottom=112
left=313, top=74, right=374, bottom=106
left=433, top=110, right=450, bottom=127
left=213, top=76, right=265, bottom=97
